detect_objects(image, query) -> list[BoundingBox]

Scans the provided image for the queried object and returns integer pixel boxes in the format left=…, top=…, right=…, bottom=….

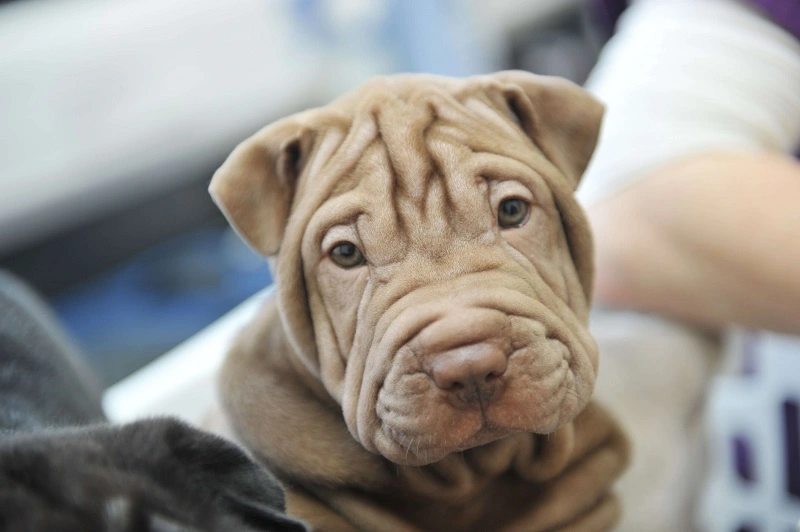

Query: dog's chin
left=374, top=423, right=505, bottom=466
left=373, top=397, right=579, bottom=467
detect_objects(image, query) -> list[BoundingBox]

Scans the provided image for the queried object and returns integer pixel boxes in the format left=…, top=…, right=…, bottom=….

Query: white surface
left=103, top=286, right=272, bottom=423
left=0, top=0, right=330, bottom=252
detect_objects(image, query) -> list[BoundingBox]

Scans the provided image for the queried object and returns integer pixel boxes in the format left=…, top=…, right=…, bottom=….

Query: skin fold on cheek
left=315, top=262, right=370, bottom=359
left=502, top=206, right=574, bottom=304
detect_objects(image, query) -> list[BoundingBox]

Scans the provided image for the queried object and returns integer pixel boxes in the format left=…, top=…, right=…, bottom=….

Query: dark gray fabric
left=0, top=270, right=306, bottom=531
left=0, top=270, right=105, bottom=432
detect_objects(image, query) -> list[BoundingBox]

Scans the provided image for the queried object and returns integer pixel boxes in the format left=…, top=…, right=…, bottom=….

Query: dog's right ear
left=209, top=120, right=312, bottom=257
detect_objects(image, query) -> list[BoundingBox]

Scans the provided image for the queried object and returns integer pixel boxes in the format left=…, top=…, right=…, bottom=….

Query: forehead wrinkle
left=370, top=139, right=409, bottom=258
left=420, top=127, right=461, bottom=239
left=426, top=134, right=492, bottom=238
left=416, top=175, right=453, bottom=252
left=304, top=193, right=365, bottom=258
left=398, top=131, right=462, bottom=257
left=378, top=90, right=504, bottom=253
left=428, top=90, right=533, bottom=163
left=304, top=122, right=347, bottom=180
left=307, top=112, right=379, bottom=205
left=464, top=97, right=523, bottom=138
left=430, top=90, right=508, bottom=137
left=339, top=85, right=542, bottom=262
left=373, top=94, right=436, bottom=203
left=368, top=94, right=450, bottom=257
left=328, top=139, right=386, bottom=198
left=335, top=139, right=409, bottom=266
left=468, top=151, right=558, bottom=209
left=311, top=143, right=389, bottom=234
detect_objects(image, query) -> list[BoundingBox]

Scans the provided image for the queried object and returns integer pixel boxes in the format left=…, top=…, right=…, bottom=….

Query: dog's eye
left=330, top=241, right=365, bottom=268
left=498, top=198, right=530, bottom=228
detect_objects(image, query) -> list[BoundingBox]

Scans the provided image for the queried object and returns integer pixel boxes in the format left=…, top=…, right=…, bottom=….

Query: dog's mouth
left=371, top=337, right=582, bottom=466
left=374, top=390, right=568, bottom=466
left=377, top=417, right=511, bottom=466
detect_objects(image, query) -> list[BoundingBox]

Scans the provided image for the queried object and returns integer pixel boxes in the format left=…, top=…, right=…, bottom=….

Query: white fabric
left=578, top=0, right=800, bottom=206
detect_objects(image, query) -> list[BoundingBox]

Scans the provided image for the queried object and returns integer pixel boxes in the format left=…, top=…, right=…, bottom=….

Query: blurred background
left=0, top=0, right=603, bottom=385
left=3, top=1, right=799, bottom=530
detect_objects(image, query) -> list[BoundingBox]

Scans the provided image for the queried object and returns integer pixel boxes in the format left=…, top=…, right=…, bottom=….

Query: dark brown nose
left=428, top=343, right=507, bottom=403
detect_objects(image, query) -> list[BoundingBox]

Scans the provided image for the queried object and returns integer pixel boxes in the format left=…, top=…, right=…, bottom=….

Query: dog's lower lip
left=383, top=420, right=508, bottom=458
left=385, top=425, right=427, bottom=447
left=380, top=425, right=451, bottom=465
left=383, top=425, right=447, bottom=456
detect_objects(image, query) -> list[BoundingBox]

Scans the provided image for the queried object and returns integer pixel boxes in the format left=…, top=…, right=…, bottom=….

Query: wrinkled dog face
left=211, top=72, right=602, bottom=466
left=306, top=129, right=597, bottom=466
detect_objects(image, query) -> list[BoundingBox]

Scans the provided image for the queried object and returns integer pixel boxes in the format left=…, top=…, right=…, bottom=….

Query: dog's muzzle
left=351, top=274, right=595, bottom=466
left=412, top=308, right=511, bottom=407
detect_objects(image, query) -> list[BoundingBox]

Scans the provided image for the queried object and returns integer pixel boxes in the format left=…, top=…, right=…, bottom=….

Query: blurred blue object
left=53, top=227, right=271, bottom=385
left=381, top=0, right=492, bottom=76
left=290, top=0, right=492, bottom=81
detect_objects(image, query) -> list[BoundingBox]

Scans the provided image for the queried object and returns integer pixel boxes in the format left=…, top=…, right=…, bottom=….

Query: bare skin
left=587, top=150, right=800, bottom=334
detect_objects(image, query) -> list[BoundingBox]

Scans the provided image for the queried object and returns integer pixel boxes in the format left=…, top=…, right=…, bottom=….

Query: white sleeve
left=577, top=0, right=800, bottom=207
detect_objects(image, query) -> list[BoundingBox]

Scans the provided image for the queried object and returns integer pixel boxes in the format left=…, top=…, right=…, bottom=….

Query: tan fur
left=211, top=71, right=629, bottom=531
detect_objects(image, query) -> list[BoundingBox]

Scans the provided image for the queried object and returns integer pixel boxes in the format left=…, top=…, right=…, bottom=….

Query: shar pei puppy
left=210, top=71, right=630, bottom=531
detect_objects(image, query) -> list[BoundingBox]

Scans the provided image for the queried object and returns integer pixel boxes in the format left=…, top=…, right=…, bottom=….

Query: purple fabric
left=588, top=0, right=629, bottom=37
left=732, top=433, right=756, bottom=484
left=784, top=399, right=800, bottom=499
left=589, top=0, right=800, bottom=41
left=749, top=0, right=800, bottom=41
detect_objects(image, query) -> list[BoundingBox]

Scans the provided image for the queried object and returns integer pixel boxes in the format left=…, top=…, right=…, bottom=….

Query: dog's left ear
left=492, top=71, right=603, bottom=189
left=209, top=120, right=313, bottom=257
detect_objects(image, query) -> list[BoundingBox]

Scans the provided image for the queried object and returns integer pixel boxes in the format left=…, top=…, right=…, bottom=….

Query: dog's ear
left=492, top=71, right=603, bottom=189
left=209, top=120, right=312, bottom=256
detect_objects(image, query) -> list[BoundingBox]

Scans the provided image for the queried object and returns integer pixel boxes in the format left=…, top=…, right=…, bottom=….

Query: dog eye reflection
left=330, top=241, right=366, bottom=268
left=498, top=198, right=530, bottom=228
